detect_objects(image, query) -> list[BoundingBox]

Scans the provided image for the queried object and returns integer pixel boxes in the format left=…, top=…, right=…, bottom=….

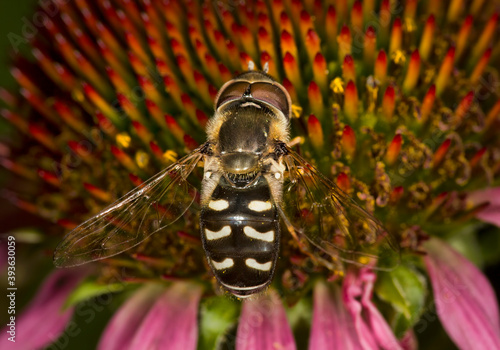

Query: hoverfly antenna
left=247, top=60, right=255, bottom=71
left=263, top=61, right=269, bottom=73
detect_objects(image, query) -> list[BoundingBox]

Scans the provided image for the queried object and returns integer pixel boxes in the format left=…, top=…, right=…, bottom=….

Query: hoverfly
left=54, top=71, right=399, bottom=297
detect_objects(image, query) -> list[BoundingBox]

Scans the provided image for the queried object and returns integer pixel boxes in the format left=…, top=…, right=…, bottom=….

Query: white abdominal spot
left=243, top=226, right=274, bottom=242
left=245, top=259, right=272, bottom=271
left=211, top=258, right=234, bottom=270
left=209, top=199, right=229, bottom=211
left=248, top=200, right=272, bottom=212
left=205, top=226, right=232, bottom=240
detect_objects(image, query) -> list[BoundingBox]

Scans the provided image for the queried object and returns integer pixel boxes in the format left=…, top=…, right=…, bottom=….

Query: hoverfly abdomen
left=200, top=176, right=280, bottom=297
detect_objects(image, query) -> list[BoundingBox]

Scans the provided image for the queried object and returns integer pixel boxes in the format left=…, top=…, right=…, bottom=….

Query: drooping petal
left=127, top=282, right=202, bottom=350
left=0, top=268, right=86, bottom=350
left=424, top=237, right=500, bottom=349
left=97, top=283, right=164, bottom=350
left=468, top=187, right=500, bottom=227
left=237, top=290, right=296, bottom=350
left=343, top=269, right=402, bottom=350
left=358, top=270, right=402, bottom=350
left=309, top=281, right=365, bottom=350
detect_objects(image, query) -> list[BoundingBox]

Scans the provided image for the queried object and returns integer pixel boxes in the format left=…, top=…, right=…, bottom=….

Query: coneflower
left=1, top=0, right=500, bottom=349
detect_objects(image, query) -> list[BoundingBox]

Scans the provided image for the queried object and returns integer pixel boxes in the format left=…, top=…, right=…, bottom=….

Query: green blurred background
left=0, top=0, right=38, bottom=90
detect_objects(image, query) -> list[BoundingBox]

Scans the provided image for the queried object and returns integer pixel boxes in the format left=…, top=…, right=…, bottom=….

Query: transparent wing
left=53, top=146, right=205, bottom=267
left=279, top=146, right=400, bottom=270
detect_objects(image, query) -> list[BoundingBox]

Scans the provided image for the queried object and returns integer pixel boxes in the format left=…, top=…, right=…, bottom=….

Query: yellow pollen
left=291, top=104, right=303, bottom=118
left=358, top=256, right=370, bottom=265
left=333, top=269, right=344, bottom=278
left=163, top=150, right=178, bottom=163
left=392, top=50, right=407, bottom=64
left=135, top=151, right=149, bottom=168
left=366, top=84, right=379, bottom=113
left=330, top=77, right=344, bottom=94
left=116, top=133, right=131, bottom=148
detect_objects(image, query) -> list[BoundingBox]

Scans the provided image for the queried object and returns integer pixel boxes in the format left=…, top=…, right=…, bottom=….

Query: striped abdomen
left=200, top=176, right=279, bottom=297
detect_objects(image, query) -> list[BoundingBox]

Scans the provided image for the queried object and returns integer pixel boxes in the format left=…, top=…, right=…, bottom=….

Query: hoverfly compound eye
left=250, top=82, right=292, bottom=120
left=214, top=72, right=292, bottom=120
left=214, top=81, right=250, bottom=110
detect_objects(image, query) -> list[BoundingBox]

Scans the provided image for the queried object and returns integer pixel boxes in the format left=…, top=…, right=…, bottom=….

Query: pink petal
left=343, top=269, right=402, bottom=350
left=98, top=284, right=164, bottom=350
left=468, top=187, right=500, bottom=227
left=237, top=290, right=296, bottom=350
left=0, top=268, right=86, bottom=350
left=358, top=270, right=402, bottom=350
left=468, top=187, right=500, bottom=206
left=309, top=281, right=365, bottom=350
left=128, top=282, right=202, bottom=350
left=473, top=206, right=500, bottom=227
left=424, top=237, right=500, bottom=349
left=361, top=299, right=402, bottom=350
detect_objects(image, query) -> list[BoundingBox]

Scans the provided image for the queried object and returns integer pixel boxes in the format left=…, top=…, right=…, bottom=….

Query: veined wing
left=53, top=146, right=205, bottom=267
left=279, top=146, right=400, bottom=270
